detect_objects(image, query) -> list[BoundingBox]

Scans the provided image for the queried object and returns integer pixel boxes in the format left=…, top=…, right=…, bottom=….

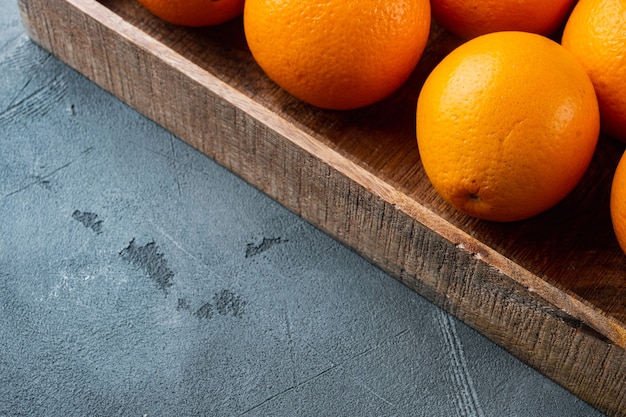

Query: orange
left=243, top=0, right=431, bottom=110
left=137, top=0, right=244, bottom=27
left=416, top=31, right=600, bottom=222
left=430, top=0, right=576, bottom=40
left=561, top=0, right=626, bottom=143
left=611, top=151, right=626, bottom=255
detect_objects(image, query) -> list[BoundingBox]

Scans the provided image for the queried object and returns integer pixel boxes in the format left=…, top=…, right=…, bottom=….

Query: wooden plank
left=18, top=0, right=626, bottom=414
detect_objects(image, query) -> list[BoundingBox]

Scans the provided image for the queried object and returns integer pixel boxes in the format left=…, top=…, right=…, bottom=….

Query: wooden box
left=18, top=0, right=626, bottom=414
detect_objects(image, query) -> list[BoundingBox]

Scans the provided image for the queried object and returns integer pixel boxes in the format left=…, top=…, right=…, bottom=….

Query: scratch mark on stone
left=2, top=53, right=52, bottom=112
left=238, top=364, right=339, bottom=416
left=72, top=210, right=103, bottom=234
left=148, top=219, right=201, bottom=263
left=0, top=68, right=68, bottom=125
left=245, top=237, right=286, bottom=258
left=351, top=376, right=398, bottom=411
left=436, top=310, right=485, bottom=417
left=239, top=384, right=296, bottom=416
left=2, top=146, right=94, bottom=199
left=119, top=239, right=174, bottom=294
left=0, top=38, right=51, bottom=105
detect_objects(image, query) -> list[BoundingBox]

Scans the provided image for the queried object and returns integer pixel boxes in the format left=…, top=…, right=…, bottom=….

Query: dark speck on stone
left=245, top=237, right=285, bottom=258
left=119, top=239, right=174, bottom=294
left=214, top=289, right=247, bottom=317
left=72, top=209, right=103, bottom=234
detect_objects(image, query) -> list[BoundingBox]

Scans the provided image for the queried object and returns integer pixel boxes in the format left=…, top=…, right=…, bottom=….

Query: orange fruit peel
left=243, top=0, right=431, bottom=110
left=562, top=0, right=626, bottom=143
left=416, top=32, right=600, bottom=222
left=431, top=0, right=576, bottom=39
left=137, top=0, right=245, bottom=27
left=611, top=151, right=626, bottom=255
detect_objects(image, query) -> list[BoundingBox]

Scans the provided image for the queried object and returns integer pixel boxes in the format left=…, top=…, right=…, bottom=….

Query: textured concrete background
left=0, top=1, right=605, bottom=415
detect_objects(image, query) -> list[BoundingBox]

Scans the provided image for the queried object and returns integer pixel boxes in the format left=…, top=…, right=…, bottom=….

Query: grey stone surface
left=0, top=1, right=605, bottom=415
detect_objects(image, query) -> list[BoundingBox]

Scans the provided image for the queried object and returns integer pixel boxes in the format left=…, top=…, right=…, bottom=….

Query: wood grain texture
left=18, top=0, right=626, bottom=414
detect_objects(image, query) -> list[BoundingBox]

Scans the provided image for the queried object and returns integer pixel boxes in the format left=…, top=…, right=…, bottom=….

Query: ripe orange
left=561, top=0, right=626, bottom=143
left=137, top=0, right=244, bottom=27
left=416, top=31, right=600, bottom=222
left=611, top=151, right=626, bottom=255
left=430, top=0, right=576, bottom=40
left=243, top=0, right=431, bottom=110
